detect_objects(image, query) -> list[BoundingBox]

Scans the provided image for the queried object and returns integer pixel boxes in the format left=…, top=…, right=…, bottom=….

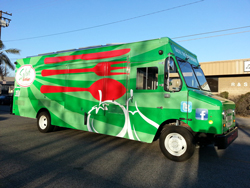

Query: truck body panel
left=13, top=37, right=237, bottom=147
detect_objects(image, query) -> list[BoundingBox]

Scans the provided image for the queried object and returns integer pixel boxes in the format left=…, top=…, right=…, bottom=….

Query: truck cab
left=156, top=39, right=238, bottom=161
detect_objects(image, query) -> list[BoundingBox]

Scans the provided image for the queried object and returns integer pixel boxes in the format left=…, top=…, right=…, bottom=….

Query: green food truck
left=13, top=37, right=238, bottom=161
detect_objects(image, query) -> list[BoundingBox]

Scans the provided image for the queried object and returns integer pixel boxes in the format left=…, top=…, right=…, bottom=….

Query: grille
left=225, top=109, right=233, bottom=128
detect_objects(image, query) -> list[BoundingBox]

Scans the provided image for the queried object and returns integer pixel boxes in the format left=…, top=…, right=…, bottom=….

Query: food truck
left=13, top=37, right=238, bottom=161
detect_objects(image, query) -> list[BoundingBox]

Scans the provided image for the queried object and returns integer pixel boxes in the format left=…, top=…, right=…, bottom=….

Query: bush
left=219, top=91, right=229, bottom=99
left=217, top=91, right=250, bottom=117
left=232, top=92, right=250, bottom=117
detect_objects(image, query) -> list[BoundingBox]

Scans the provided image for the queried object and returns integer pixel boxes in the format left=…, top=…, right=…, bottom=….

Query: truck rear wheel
left=159, top=126, right=195, bottom=162
left=37, top=111, right=54, bottom=133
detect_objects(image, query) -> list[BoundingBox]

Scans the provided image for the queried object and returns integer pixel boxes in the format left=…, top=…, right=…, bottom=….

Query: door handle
left=157, top=106, right=163, bottom=109
left=164, top=94, right=170, bottom=98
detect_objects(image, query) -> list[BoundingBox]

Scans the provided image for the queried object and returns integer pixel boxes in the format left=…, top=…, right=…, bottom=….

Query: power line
left=3, top=0, right=204, bottom=42
left=177, top=30, right=250, bottom=42
left=7, top=30, right=250, bottom=61
left=3, top=0, right=249, bottom=44
left=173, top=25, right=250, bottom=39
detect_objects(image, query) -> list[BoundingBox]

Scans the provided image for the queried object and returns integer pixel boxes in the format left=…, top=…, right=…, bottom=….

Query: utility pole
left=0, top=11, right=12, bottom=78
left=0, top=11, right=12, bottom=40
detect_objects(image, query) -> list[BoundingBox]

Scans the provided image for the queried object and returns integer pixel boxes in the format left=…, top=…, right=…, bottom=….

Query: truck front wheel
left=159, top=126, right=195, bottom=162
left=37, top=111, right=54, bottom=133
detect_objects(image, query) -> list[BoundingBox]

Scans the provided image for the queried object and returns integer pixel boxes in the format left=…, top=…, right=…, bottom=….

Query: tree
left=0, top=40, right=20, bottom=79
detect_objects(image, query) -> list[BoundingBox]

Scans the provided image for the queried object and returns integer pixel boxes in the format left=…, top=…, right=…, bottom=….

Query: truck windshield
left=192, top=66, right=210, bottom=91
left=177, top=57, right=210, bottom=91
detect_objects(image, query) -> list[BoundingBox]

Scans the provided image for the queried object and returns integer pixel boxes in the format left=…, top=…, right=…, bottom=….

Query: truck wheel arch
left=36, top=108, right=54, bottom=133
left=36, top=108, right=50, bottom=118
left=153, top=119, right=193, bottom=141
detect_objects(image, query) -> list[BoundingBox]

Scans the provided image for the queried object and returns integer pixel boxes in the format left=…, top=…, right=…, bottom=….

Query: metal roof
left=200, top=58, right=250, bottom=76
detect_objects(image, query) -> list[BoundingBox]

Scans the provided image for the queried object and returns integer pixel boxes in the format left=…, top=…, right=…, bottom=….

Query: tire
left=159, top=126, right=195, bottom=162
left=37, top=111, right=54, bottom=133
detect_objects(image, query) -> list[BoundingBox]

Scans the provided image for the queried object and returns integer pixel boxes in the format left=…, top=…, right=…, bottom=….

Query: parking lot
left=1, top=105, right=250, bottom=188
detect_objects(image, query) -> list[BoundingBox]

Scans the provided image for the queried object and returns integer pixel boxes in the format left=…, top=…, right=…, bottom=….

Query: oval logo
left=16, top=65, right=36, bottom=87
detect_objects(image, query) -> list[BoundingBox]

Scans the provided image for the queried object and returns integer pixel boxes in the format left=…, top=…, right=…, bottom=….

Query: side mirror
left=130, top=89, right=133, bottom=102
left=169, top=60, right=174, bottom=71
left=166, top=53, right=174, bottom=91
left=166, top=57, right=170, bottom=90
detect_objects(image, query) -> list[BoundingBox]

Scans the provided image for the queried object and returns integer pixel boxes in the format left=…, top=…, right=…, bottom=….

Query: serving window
left=136, top=67, right=158, bottom=90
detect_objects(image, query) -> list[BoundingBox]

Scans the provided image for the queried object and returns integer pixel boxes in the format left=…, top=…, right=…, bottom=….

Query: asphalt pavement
left=1, top=104, right=250, bottom=188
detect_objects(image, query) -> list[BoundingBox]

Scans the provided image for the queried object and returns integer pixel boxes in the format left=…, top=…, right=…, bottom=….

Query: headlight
left=222, top=111, right=226, bottom=119
left=232, top=109, right=235, bottom=116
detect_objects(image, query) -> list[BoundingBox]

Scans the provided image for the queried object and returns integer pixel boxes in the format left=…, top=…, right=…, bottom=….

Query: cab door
left=163, top=57, right=189, bottom=124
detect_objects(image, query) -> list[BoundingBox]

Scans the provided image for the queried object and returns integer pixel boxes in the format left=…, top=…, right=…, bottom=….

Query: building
left=0, top=77, right=15, bottom=95
left=201, top=58, right=250, bottom=97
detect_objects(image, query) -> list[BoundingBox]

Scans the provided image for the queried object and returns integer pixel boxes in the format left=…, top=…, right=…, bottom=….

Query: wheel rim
left=39, top=115, right=48, bottom=130
left=164, top=132, right=187, bottom=157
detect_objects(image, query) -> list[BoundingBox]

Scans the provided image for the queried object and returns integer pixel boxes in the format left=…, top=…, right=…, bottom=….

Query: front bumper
left=214, top=126, right=238, bottom=149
